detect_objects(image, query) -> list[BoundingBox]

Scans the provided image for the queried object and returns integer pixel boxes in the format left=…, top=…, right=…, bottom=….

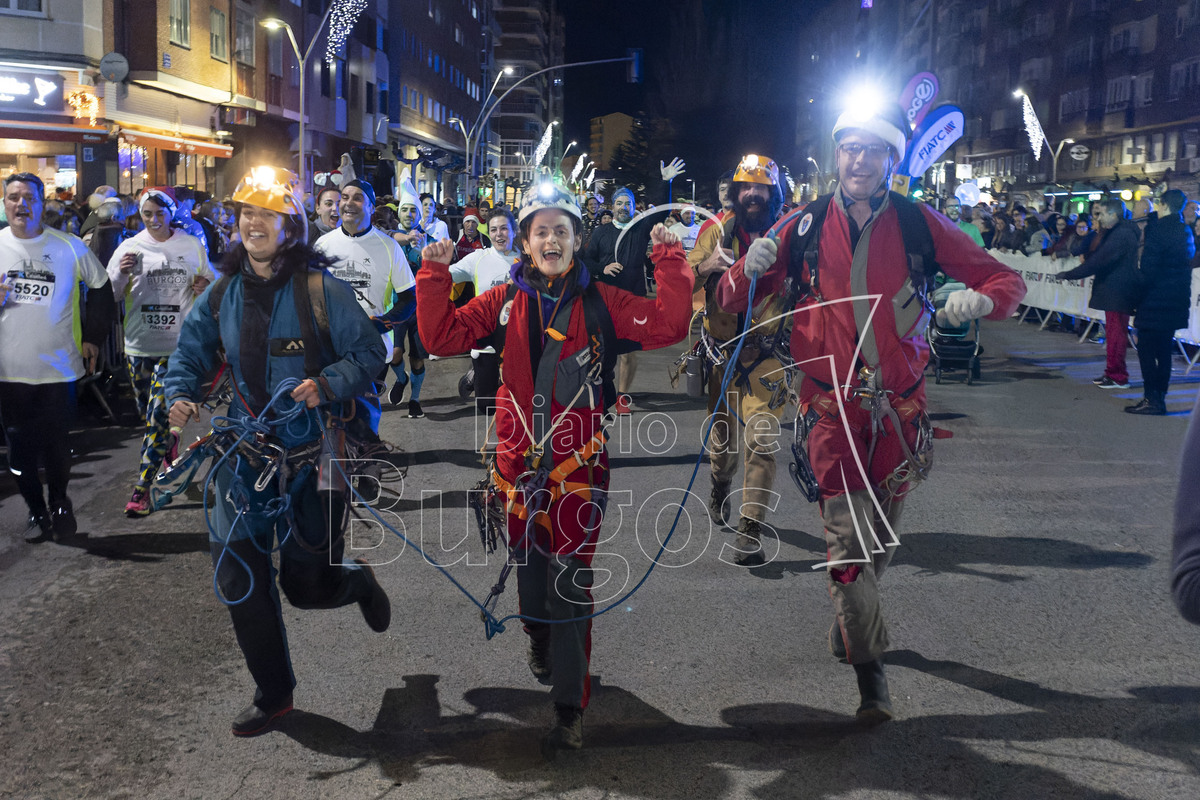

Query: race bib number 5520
left=9, top=276, right=54, bottom=306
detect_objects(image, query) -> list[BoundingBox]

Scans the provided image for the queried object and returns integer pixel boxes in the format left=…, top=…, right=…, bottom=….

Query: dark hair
left=173, top=186, right=196, bottom=204
left=487, top=208, right=516, bottom=230
left=516, top=208, right=582, bottom=278
left=4, top=172, right=45, bottom=199
left=1162, top=189, right=1188, bottom=214
left=419, top=192, right=434, bottom=203
left=315, top=185, right=341, bottom=204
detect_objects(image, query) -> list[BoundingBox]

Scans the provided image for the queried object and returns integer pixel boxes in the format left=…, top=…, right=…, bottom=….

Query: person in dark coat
left=1058, top=199, right=1143, bottom=389
left=1126, top=190, right=1197, bottom=415
left=581, top=186, right=670, bottom=412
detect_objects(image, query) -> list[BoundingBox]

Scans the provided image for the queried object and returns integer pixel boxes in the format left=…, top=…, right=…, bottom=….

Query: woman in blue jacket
left=164, top=166, right=389, bottom=737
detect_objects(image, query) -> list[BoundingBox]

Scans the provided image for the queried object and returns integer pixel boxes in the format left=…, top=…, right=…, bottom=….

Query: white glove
left=939, top=288, right=994, bottom=326
left=660, top=157, right=686, bottom=181
left=743, top=236, right=778, bottom=278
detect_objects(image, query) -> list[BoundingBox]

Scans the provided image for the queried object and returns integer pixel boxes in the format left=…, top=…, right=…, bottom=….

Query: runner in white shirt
left=448, top=209, right=521, bottom=412
left=668, top=205, right=702, bottom=252
left=314, top=180, right=416, bottom=393
left=108, top=187, right=215, bottom=516
left=419, top=192, right=450, bottom=243
left=0, top=172, right=114, bottom=541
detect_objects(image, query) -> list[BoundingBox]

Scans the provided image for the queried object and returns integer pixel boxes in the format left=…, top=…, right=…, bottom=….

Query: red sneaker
left=613, top=395, right=632, bottom=415
left=125, top=486, right=151, bottom=517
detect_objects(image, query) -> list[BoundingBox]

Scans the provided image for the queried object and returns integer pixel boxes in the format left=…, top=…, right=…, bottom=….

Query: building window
left=210, top=8, right=227, bottom=61
left=0, top=1, right=45, bottom=14
left=1106, top=75, right=1131, bottom=110
left=350, top=72, right=360, bottom=108
left=1134, top=72, right=1153, bottom=107
left=234, top=9, right=255, bottom=65
left=402, top=85, right=408, bottom=107
left=320, top=61, right=331, bottom=97
left=471, top=1, right=478, bottom=20
left=455, top=24, right=463, bottom=45
left=170, top=0, right=191, bottom=47
left=1169, top=58, right=1200, bottom=98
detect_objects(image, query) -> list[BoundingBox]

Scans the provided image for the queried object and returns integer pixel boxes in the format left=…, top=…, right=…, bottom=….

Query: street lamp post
left=557, top=140, right=577, bottom=173
left=450, top=66, right=513, bottom=204
left=807, top=156, right=823, bottom=195
left=686, top=178, right=695, bottom=203
left=1051, top=137, right=1075, bottom=185
left=262, top=7, right=335, bottom=187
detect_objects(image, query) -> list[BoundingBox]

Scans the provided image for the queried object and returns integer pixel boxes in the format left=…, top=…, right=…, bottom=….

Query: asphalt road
left=2, top=316, right=1199, bottom=800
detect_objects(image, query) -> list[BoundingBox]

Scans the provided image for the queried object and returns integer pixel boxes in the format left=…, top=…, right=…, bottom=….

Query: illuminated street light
left=262, top=8, right=336, bottom=186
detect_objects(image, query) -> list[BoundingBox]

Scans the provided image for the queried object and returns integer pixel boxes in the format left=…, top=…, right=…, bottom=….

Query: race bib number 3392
left=141, top=303, right=181, bottom=331
left=10, top=276, right=54, bottom=306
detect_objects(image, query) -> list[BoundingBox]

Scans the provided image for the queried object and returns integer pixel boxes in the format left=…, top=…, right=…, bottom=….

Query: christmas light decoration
left=533, top=122, right=557, bottom=168
left=67, top=89, right=98, bottom=126
left=325, top=0, right=368, bottom=66
left=1019, top=92, right=1047, bottom=158
left=568, top=153, right=587, bottom=184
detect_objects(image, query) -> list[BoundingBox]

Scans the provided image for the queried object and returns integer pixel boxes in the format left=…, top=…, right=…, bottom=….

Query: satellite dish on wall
left=98, top=52, right=129, bottom=83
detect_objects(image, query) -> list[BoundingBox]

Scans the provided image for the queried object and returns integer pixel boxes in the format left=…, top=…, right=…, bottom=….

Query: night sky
left=562, top=0, right=819, bottom=200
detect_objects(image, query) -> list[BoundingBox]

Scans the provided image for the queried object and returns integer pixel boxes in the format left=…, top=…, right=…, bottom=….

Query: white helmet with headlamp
left=832, top=102, right=911, bottom=161
left=518, top=180, right=582, bottom=226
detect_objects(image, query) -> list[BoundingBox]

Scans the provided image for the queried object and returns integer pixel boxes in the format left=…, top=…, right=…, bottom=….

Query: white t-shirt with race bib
left=449, top=247, right=519, bottom=292
left=314, top=226, right=416, bottom=359
left=107, top=229, right=215, bottom=357
left=0, top=227, right=109, bottom=383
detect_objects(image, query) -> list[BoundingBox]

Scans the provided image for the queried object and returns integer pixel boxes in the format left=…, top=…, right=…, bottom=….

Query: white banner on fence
left=988, top=252, right=1200, bottom=344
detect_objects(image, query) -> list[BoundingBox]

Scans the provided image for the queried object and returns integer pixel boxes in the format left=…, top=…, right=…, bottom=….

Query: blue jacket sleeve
left=318, top=273, right=387, bottom=402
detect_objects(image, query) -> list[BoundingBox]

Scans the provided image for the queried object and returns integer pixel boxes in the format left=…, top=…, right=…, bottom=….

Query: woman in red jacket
left=416, top=182, right=692, bottom=752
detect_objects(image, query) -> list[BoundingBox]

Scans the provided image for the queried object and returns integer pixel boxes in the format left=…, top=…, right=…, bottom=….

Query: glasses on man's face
left=838, top=142, right=891, bottom=159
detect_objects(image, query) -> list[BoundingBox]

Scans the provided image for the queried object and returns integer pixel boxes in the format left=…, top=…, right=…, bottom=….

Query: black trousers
left=210, top=465, right=371, bottom=708
left=1136, top=327, right=1175, bottom=397
left=0, top=380, right=76, bottom=514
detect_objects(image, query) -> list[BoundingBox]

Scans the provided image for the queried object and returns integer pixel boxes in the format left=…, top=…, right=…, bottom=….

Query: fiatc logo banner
left=900, top=104, right=964, bottom=181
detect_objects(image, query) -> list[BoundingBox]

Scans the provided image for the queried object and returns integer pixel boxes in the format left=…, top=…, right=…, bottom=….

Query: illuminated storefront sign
left=0, top=71, right=65, bottom=111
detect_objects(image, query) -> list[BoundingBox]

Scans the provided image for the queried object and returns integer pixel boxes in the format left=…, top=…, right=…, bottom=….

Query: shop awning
left=0, top=120, right=109, bottom=143
left=119, top=129, right=232, bottom=159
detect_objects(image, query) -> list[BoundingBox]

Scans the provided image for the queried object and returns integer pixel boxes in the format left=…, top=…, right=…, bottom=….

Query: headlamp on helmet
left=732, top=154, right=780, bottom=188
left=832, top=100, right=911, bottom=162
left=231, top=166, right=305, bottom=217
left=518, top=180, right=582, bottom=226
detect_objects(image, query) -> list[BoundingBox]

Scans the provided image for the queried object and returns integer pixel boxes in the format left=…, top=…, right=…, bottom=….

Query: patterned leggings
left=125, top=355, right=171, bottom=488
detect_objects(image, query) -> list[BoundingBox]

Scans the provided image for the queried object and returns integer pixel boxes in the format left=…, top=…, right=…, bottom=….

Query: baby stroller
left=928, top=280, right=982, bottom=385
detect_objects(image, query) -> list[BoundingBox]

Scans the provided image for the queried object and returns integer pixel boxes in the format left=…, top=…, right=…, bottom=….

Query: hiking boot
left=388, top=379, right=407, bottom=406
left=50, top=500, right=77, bottom=541
left=733, top=517, right=765, bottom=566
left=543, top=704, right=583, bottom=752
left=1095, top=376, right=1131, bottom=389
left=125, top=486, right=152, bottom=518
left=527, top=636, right=552, bottom=685
left=407, top=399, right=424, bottom=419
left=25, top=510, right=52, bottom=543
left=354, top=558, right=391, bottom=633
left=708, top=480, right=731, bottom=526
left=458, top=369, right=475, bottom=400
left=231, top=694, right=293, bottom=737
left=853, top=660, right=894, bottom=726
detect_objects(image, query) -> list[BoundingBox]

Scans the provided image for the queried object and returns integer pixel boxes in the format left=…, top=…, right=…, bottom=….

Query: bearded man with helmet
left=163, top=166, right=391, bottom=738
left=416, top=179, right=693, bottom=753
left=689, top=154, right=791, bottom=566
left=718, top=102, right=1026, bottom=723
